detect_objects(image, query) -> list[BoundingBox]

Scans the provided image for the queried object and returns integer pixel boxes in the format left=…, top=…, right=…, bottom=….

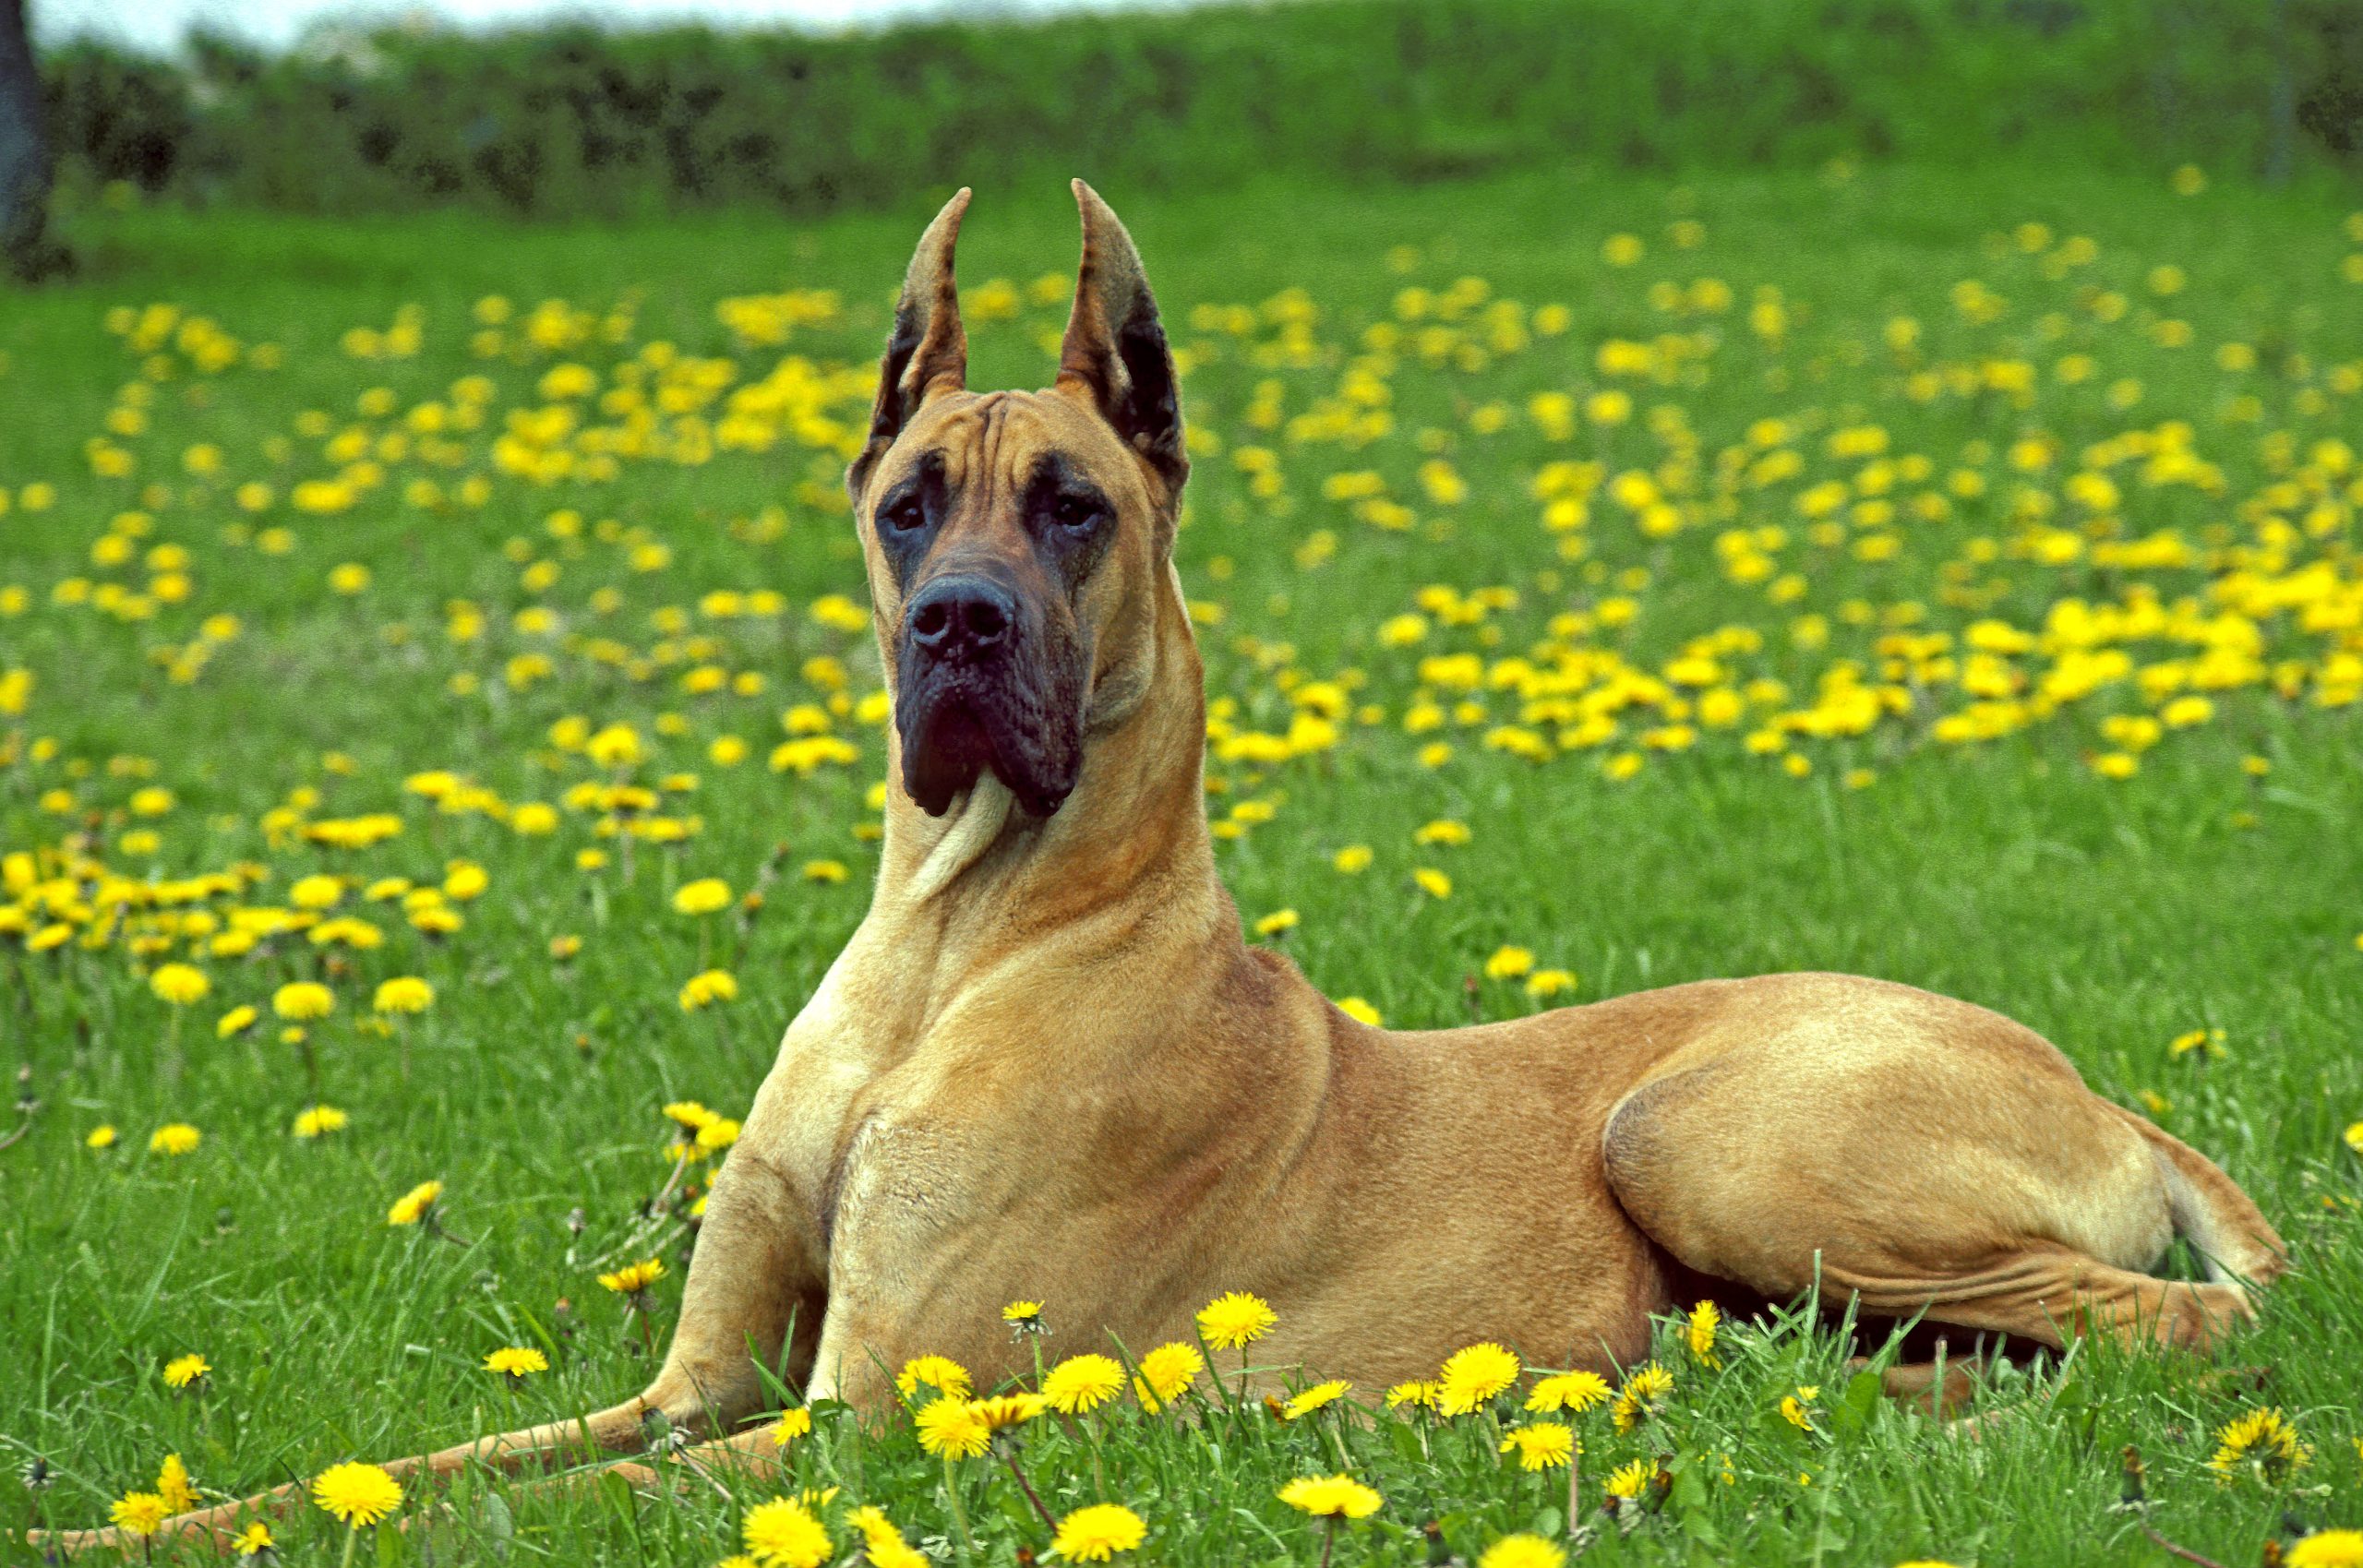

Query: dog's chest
left=755, top=950, right=980, bottom=1254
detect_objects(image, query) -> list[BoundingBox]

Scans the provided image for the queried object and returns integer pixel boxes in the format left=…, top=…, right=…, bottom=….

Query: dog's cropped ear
left=1057, top=179, right=1188, bottom=516
left=848, top=187, right=971, bottom=505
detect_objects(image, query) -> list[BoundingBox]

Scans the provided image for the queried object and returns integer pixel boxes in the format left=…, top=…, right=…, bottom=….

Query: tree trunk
left=0, top=0, right=67, bottom=281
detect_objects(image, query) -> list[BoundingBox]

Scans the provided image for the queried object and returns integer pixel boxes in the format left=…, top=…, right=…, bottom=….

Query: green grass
left=2, top=159, right=2361, bottom=1566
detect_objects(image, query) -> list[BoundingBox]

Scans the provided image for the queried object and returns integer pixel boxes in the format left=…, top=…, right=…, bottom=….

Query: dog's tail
left=2116, top=1106, right=2286, bottom=1299
left=30, top=1398, right=654, bottom=1557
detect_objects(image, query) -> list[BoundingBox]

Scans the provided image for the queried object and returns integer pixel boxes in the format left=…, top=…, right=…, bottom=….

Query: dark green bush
left=34, top=0, right=2363, bottom=218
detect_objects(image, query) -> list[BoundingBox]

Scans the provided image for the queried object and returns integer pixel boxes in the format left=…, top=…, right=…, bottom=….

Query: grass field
left=3, top=159, right=2363, bottom=1566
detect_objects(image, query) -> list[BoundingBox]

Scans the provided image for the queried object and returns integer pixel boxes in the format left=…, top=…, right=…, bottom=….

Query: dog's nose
left=906, top=576, right=1015, bottom=662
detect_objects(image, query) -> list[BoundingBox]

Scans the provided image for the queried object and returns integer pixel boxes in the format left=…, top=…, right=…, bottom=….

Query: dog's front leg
left=639, top=1140, right=829, bottom=1435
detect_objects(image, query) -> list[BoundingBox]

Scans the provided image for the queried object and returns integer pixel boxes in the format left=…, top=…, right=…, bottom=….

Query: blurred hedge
left=37, top=0, right=2363, bottom=218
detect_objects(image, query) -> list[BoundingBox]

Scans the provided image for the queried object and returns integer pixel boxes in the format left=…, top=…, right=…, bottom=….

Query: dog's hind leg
left=1602, top=1023, right=2271, bottom=1373
left=1817, top=1245, right=2255, bottom=1353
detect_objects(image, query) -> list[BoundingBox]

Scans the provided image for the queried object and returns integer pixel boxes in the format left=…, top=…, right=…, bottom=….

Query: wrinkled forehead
left=865, top=389, right=1146, bottom=509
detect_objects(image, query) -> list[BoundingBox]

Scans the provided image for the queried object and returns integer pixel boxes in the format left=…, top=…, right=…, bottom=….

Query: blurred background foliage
left=31, top=0, right=2363, bottom=222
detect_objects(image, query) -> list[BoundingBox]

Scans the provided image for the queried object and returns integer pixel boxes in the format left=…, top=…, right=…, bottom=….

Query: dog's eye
left=1051, top=496, right=1101, bottom=533
left=883, top=497, right=925, bottom=533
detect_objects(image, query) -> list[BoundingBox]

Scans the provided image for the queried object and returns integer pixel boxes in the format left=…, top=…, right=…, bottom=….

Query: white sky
left=35, top=0, right=1190, bottom=55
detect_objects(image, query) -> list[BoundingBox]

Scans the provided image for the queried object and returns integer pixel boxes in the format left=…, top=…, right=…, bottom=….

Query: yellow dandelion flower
left=741, top=1496, right=832, bottom=1568
left=1483, top=945, right=1533, bottom=979
left=85, top=1124, right=117, bottom=1150
left=1604, top=1458, right=1659, bottom=1500
left=678, top=968, right=738, bottom=1011
left=1002, top=1299, right=1045, bottom=1330
left=1685, top=1299, right=1721, bottom=1365
left=289, top=874, right=344, bottom=910
left=1498, top=1421, right=1575, bottom=1470
left=1781, top=1391, right=1817, bottom=1431
left=2288, top=1530, right=2363, bottom=1568
left=1254, top=908, right=1300, bottom=937
left=271, top=981, right=334, bottom=1021
left=1612, top=1361, right=1673, bottom=1432
left=293, top=1105, right=349, bottom=1138
left=1044, top=1353, right=1127, bottom=1414
left=1198, top=1290, right=1278, bottom=1349
left=1385, top=1380, right=1442, bottom=1411
left=1437, top=1342, right=1520, bottom=1415
left=1280, top=1380, right=1352, bottom=1421
left=484, top=1347, right=547, bottom=1378
left=1525, top=1371, right=1609, bottom=1413
left=1479, top=1534, right=1567, bottom=1568
left=895, top=1355, right=972, bottom=1400
left=311, top=1461, right=402, bottom=1528
left=1277, top=1474, right=1382, bottom=1519
left=672, top=877, right=731, bottom=916
left=598, top=1258, right=666, bottom=1295
left=848, top=1506, right=927, bottom=1568
left=1134, top=1342, right=1205, bottom=1411
left=233, top=1522, right=274, bottom=1556
left=386, top=1179, right=443, bottom=1226
left=970, top=1392, right=1048, bottom=1432
left=163, top=1352, right=210, bottom=1389
left=771, top=1407, right=812, bottom=1447
left=149, top=963, right=210, bottom=1006
left=915, top=1396, right=990, bottom=1460
left=1412, top=867, right=1453, bottom=899
left=2208, top=1406, right=2309, bottom=1482
left=1050, top=1502, right=1147, bottom=1562
left=2170, top=1026, right=2226, bottom=1059
left=372, top=976, right=433, bottom=1013
left=156, top=1454, right=198, bottom=1512
left=109, top=1490, right=170, bottom=1538
left=149, top=1123, right=200, bottom=1155
left=214, top=1004, right=257, bottom=1038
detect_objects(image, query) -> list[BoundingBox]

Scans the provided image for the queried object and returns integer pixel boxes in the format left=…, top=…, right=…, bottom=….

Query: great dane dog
left=47, top=182, right=2283, bottom=1550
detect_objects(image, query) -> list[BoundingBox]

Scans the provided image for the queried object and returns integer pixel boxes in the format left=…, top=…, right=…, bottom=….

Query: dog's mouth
left=897, top=670, right=1081, bottom=820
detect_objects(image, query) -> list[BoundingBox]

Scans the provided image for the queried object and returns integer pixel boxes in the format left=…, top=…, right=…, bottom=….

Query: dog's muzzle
left=895, top=575, right=1083, bottom=820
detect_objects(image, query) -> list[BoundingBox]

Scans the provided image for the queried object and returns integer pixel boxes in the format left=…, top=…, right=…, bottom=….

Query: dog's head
left=846, top=182, right=1189, bottom=820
